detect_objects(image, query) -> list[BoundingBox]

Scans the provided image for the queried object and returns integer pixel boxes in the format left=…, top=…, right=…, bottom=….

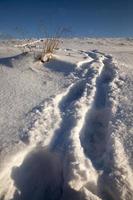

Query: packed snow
left=0, top=38, right=133, bottom=200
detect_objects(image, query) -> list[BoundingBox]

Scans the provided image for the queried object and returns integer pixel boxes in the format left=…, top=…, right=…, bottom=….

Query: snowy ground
left=0, top=38, right=133, bottom=200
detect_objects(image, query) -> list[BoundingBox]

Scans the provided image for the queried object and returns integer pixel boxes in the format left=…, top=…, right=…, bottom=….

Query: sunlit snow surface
left=0, top=38, right=133, bottom=200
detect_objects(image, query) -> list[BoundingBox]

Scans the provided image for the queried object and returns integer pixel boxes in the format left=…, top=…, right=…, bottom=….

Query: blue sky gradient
left=0, top=0, right=133, bottom=38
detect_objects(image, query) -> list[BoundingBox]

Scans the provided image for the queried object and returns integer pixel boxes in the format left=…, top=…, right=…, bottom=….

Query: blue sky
left=0, top=0, right=133, bottom=38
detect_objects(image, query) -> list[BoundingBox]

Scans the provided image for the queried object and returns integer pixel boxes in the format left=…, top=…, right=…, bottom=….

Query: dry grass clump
left=40, top=37, right=60, bottom=62
left=36, top=27, right=70, bottom=63
left=44, top=38, right=60, bottom=54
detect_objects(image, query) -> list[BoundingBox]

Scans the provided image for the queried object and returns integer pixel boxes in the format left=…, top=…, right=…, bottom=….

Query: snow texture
left=0, top=38, right=133, bottom=200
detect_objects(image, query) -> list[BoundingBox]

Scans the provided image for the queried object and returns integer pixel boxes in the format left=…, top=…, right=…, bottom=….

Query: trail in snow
left=80, top=55, right=117, bottom=169
left=0, top=50, right=132, bottom=200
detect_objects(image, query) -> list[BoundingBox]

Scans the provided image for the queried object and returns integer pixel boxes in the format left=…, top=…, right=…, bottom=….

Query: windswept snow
left=0, top=38, right=133, bottom=200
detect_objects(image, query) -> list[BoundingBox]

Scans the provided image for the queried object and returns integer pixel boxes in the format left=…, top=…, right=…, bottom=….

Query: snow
left=0, top=38, right=133, bottom=200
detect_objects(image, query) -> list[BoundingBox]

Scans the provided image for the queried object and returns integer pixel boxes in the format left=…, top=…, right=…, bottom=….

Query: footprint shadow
left=10, top=148, right=63, bottom=200
left=10, top=147, right=86, bottom=200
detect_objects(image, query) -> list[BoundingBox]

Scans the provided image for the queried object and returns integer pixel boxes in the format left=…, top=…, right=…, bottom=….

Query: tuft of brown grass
left=37, top=27, right=69, bottom=63
left=39, top=37, right=60, bottom=62
left=44, top=38, right=60, bottom=54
